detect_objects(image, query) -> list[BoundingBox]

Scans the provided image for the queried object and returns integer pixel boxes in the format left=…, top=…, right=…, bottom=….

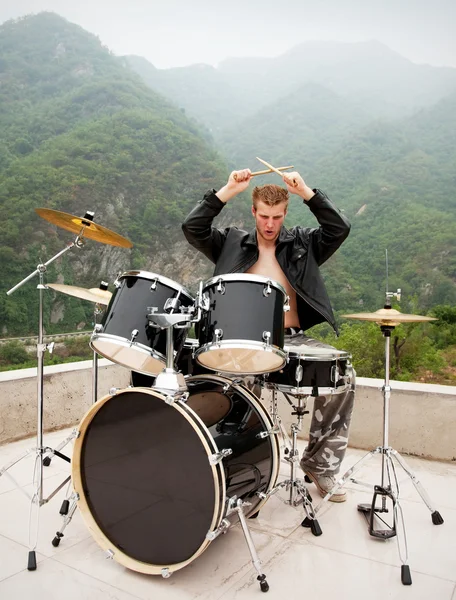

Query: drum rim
left=203, top=273, right=287, bottom=297
left=195, top=341, right=287, bottom=374
left=72, top=386, right=223, bottom=575
left=284, top=349, right=351, bottom=361
left=118, top=270, right=195, bottom=301
left=266, top=382, right=350, bottom=395
left=90, top=332, right=167, bottom=375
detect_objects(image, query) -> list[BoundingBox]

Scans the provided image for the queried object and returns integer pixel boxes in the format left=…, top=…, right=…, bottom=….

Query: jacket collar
left=244, top=226, right=295, bottom=247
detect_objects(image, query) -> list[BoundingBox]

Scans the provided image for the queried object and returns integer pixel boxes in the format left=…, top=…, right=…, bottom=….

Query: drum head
left=91, top=336, right=165, bottom=374
left=73, top=388, right=220, bottom=573
left=197, top=344, right=285, bottom=374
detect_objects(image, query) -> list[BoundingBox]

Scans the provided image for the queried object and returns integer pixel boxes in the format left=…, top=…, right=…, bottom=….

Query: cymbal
left=342, top=308, right=437, bottom=325
left=47, top=283, right=112, bottom=305
left=36, top=208, right=133, bottom=248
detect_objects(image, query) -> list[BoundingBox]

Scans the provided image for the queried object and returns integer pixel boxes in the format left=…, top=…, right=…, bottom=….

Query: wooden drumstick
left=256, top=157, right=298, bottom=187
left=233, top=165, right=294, bottom=181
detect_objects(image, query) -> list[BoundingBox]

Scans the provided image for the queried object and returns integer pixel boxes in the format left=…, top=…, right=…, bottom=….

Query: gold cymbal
left=47, top=283, right=112, bottom=305
left=36, top=208, right=133, bottom=248
left=342, top=308, right=437, bottom=325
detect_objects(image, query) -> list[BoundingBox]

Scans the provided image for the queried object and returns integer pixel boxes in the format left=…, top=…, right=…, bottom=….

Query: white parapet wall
left=0, top=363, right=455, bottom=461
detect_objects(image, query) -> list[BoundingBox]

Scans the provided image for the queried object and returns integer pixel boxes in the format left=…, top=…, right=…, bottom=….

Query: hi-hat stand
left=257, top=387, right=322, bottom=537
left=313, top=299, right=444, bottom=585
left=0, top=234, right=88, bottom=570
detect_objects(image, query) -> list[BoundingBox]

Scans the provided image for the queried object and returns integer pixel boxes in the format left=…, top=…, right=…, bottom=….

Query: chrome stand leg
left=52, top=493, right=78, bottom=547
left=234, top=499, right=269, bottom=593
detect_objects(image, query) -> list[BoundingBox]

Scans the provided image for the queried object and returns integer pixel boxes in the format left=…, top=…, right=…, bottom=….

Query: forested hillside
left=0, top=13, right=238, bottom=336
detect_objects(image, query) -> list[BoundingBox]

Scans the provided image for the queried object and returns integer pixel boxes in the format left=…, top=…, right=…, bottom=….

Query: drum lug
left=113, top=278, right=121, bottom=289
left=284, top=294, right=291, bottom=312
left=150, top=278, right=158, bottom=291
left=161, top=568, right=172, bottom=578
left=262, top=331, right=271, bottom=347
left=209, top=448, right=233, bottom=465
left=93, top=323, right=103, bottom=333
left=215, top=328, right=223, bottom=344
left=295, top=364, right=303, bottom=384
left=200, top=292, right=210, bottom=312
left=109, top=387, right=121, bottom=395
left=216, top=279, right=226, bottom=294
left=105, top=549, right=115, bottom=560
left=206, top=518, right=230, bottom=540
left=257, top=427, right=279, bottom=439
left=263, top=280, right=272, bottom=297
left=331, top=365, right=340, bottom=383
left=129, top=329, right=139, bottom=346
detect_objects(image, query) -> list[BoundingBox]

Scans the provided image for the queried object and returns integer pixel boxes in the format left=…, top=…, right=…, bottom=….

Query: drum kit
left=1, top=209, right=444, bottom=591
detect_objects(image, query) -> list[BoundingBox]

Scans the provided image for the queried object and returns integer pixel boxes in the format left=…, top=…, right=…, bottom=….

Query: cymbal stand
left=312, top=322, right=444, bottom=585
left=258, top=387, right=322, bottom=537
left=1, top=233, right=88, bottom=570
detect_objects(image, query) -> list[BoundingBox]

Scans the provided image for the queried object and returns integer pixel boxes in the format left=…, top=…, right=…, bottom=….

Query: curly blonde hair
left=252, top=184, right=289, bottom=210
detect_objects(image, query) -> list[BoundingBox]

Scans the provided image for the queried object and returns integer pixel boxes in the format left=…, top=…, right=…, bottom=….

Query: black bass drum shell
left=72, top=375, right=279, bottom=575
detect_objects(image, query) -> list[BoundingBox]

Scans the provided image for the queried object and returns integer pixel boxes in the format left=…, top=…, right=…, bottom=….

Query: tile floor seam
left=284, top=534, right=456, bottom=584
left=451, top=582, right=456, bottom=600
left=0, top=553, right=54, bottom=586
left=45, top=555, right=146, bottom=600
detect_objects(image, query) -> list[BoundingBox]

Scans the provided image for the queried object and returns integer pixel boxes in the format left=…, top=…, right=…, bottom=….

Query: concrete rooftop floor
left=0, top=428, right=455, bottom=600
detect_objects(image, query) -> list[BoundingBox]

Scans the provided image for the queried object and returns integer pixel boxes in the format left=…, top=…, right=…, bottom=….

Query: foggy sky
left=1, top=0, right=455, bottom=70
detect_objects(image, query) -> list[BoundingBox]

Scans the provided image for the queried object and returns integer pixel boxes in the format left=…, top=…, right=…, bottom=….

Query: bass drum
left=72, top=375, right=279, bottom=575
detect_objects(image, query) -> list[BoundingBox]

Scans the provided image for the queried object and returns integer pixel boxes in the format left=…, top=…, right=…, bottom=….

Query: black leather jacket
left=182, top=189, right=351, bottom=333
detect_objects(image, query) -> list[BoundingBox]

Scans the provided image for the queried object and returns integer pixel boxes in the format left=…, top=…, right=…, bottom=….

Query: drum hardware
left=150, top=277, right=158, bottom=290
left=129, top=329, right=139, bottom=345
left=228, top=497, right=270, bottom=593
left=209, top=448, right=233, bottom=465
left=262, top=331, right=271, bottom=347
left=148, top=310, right=194, bottom=397
left=2, top=206, right=131, bottom=571
left=312, top=290, right=443, bottom=586
left=161, top=568, right=171, bottom=579
left=258, top=388, right=323, bottom=537
left=214, top=328, right=223, bottom=344
left=263, top=280, right=272, bottom=297
left=216, top=279, right=226, bottom=294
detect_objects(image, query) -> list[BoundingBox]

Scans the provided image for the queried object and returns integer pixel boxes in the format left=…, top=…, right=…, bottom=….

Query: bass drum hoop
left=72, top=375, right=279, bottom=575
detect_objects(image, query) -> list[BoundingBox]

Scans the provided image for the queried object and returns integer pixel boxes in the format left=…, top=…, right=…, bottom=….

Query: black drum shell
left=268, top=353, right=351, bottom=392
left=92, top=271, right=194, bottom=374
left=72, top=376, right=279, bottom=573
left=196, top=276, right=286, bottom=374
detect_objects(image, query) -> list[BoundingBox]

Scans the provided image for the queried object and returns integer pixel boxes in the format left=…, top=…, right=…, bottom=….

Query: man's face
left=252, top=200, right=287, bottom=243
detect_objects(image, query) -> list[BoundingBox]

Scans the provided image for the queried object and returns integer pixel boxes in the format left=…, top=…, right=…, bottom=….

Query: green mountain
left=126, top=40, right=456, bottom=136
left=128, top=44, right=456, bottom=315
left=0, top=13, right=237, bottom=336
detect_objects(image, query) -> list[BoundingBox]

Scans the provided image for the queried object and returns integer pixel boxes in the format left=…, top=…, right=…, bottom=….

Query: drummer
left=182, top=169, right=354, bottom=502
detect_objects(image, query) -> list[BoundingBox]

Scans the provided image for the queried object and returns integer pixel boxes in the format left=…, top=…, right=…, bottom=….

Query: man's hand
left=283, top=171, right=315, bottom=202
left=216, top=169, right=252, bottom=203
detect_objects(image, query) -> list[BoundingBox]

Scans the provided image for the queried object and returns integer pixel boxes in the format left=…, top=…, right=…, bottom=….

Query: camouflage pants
left=285, top=332, right=356, bottom=476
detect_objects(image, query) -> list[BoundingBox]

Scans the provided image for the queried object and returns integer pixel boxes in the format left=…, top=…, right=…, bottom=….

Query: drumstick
left=256, top=157, right=298, bottom=187
left=251, top=165, right=294, bottom=177
left=233, top=165, right=294, bottom=181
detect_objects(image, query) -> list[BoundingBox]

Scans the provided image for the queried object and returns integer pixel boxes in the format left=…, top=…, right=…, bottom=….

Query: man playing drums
left=182, top=169, right=354, bottom=501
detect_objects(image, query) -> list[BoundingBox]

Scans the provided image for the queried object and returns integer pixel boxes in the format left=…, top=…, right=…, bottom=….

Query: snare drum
left=196, top=274, right=287, bottom=375
left=72, top=375, right=279, bottom=575
left=90, top=271, right=194, bottom=375
left=267, top=344, right=352, bottom=395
